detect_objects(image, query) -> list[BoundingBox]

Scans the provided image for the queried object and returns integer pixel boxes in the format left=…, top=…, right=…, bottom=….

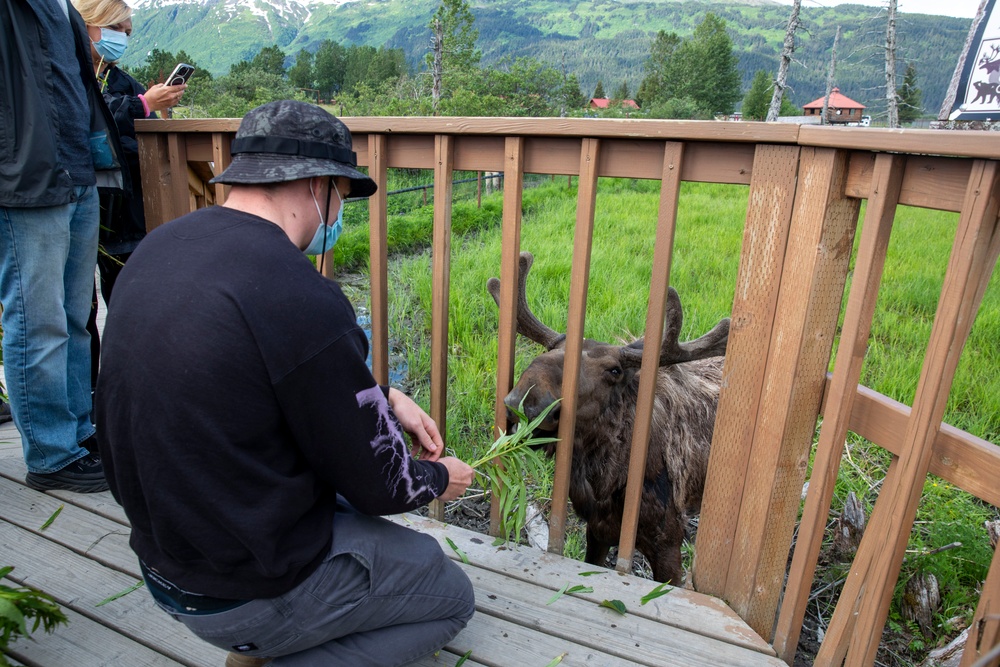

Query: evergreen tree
left=288, top=49, right=315, bottom=91
left=559, top=73, right=586, bottom=112
left=593, top=80, right=605, bottom=99
left=614, top=80, right=629, bottom=101
left=666, top=13, right=741, bottom=116
left=897, top=62, right=923, bottom=123
left=779, top=95, right=800, bottom=116
left=636, top=30, right=681, bottom=107
left=742, top=70, right=772, bottom=120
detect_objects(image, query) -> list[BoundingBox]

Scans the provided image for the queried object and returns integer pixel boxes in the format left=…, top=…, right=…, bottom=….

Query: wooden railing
left=135, top=116, right=1000, bottom=667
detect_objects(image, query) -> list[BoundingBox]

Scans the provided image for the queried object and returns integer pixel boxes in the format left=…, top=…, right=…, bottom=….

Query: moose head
left=487, top=251, right=730, bottom=453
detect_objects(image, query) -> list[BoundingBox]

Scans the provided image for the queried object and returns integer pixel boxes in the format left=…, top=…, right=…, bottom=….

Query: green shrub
left=0, top=566, right=68, bottom=665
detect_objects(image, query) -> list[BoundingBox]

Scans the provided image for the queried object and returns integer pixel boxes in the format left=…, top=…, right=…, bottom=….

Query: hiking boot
left=225, top=654, right=271, bottom=667
left=25, top=453, right=109, bottom=493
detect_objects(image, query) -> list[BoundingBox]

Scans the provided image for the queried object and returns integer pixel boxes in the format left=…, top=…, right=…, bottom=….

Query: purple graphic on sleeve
left=356, top=386, right=434, bottom=502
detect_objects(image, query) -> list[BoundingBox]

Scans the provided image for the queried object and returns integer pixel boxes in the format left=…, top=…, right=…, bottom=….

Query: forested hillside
left=124, top=0, right=971, bottom=117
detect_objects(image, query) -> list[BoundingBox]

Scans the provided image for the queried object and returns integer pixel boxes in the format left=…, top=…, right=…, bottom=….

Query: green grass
left=351, top=176, right=998, bottom=661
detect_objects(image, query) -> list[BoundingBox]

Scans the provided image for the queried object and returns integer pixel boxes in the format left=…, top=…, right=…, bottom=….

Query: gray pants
left=154, top=504, right=474, bottom=666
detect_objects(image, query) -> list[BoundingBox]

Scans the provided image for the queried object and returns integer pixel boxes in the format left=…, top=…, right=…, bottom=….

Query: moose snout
left=503, top=389, right=561, bottom=433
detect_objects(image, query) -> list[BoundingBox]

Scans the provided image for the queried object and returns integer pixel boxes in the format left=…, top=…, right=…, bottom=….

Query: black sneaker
left=25, top=453, right=110, bottom=493
left=0, top=401, right=11, bottom=424
left=80, top=434, right=100, bottom=454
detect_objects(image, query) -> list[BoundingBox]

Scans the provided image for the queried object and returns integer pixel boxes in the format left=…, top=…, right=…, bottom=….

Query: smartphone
left=166, top=63, right=195, bottom=86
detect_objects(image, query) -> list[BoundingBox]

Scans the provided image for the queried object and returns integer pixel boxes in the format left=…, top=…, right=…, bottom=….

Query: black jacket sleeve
left=273, top=327, right=448, bottom=516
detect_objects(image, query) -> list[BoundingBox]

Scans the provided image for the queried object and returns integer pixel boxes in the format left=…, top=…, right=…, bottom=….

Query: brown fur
left=490, top=253, right=728, bottom=584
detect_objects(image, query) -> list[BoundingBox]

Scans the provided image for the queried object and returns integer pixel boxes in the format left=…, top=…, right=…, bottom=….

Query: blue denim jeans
left=0, top=186, right=99, bottom=473
left=150, top=502, right=475, bottom=667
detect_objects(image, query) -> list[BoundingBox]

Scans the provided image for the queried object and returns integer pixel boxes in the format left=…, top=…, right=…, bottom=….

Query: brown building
left=802, top=87, right=866, bottom=124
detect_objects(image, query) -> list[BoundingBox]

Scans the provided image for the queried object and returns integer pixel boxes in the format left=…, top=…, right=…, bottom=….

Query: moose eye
left=607, top=366, right=622, bottom=377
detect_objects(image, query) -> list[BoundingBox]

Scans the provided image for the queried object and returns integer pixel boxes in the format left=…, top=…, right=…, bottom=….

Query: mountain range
left=122, top=0, right=973, bottom=117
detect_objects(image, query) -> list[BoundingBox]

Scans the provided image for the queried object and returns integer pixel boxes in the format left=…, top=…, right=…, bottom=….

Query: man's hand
left=437, top=457, right=474, bottom=501
left=387, top=387, right=444, bottom=462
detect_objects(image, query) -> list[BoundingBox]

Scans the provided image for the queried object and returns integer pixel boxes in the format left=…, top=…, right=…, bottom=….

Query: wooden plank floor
left=0, top=435, right=782, bottom=667
left=0, top=298, right=782, bottom=666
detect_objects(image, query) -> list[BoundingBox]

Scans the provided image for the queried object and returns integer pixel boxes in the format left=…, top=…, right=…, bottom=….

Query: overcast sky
left=768, top=0, right=982, bottom=19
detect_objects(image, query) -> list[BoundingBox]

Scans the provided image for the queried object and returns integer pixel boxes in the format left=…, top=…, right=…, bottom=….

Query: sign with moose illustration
left=950, top=0, right=1000, bottom=120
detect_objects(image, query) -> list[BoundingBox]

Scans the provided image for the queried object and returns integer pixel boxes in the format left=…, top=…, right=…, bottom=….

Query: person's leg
left=0, top=187, right=99, bottom=473
left=271, top=506, right=475, bottom=667
left=64, top=186, right=100, bottom=443
left=170, top=504, right=474, bottom=667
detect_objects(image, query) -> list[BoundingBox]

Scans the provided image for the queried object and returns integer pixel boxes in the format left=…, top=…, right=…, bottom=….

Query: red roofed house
left=589, top=97, right=640, bottom=110
left=802, top=87, right=866, bottom=124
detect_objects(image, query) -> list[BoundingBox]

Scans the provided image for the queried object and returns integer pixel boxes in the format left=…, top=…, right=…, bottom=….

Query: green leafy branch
left=0, top=566, right=68, bottom=665
left=467, top=395, right=560, bottom=547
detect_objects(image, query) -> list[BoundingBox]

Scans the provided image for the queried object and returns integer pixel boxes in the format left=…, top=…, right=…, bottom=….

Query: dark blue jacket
left=100, top=66, right=155, bottom=254
left=0, top=0, right=128, bottom=208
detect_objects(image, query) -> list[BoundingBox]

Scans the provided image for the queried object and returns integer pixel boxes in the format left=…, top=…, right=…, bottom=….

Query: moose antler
left=621, top=287, right=730, bottom=367
left=487, top=251, right=565, bottom=350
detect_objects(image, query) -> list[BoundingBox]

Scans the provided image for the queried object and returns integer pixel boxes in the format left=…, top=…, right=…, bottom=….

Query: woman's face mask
left=93, top=28, right=128, bottom=63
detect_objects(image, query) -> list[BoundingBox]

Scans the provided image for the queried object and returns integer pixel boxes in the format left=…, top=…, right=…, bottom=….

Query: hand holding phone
left=166, top=63, right=195, bottom=87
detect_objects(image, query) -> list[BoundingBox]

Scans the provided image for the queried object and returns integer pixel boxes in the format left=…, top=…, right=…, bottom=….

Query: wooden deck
left=0, top=441, right=782, bottom=666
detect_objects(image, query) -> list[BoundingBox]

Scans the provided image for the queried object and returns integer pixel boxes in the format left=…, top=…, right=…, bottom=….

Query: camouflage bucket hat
left=210, top=100, right=377, bottom=198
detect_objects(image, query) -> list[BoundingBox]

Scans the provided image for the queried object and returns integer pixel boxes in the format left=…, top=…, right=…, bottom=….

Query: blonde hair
left=72, top=0, right=131, bottom=27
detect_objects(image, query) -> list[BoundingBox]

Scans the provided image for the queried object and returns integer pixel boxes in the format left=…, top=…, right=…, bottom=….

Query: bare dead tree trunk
left=822, top=26, right=841, bottom=125
left=885, top=0, right=899, bottom=128
left=938, top=0, right=990, bottom=120
left=431, top=18, right=443, bottom=115
left=767, top=0, right=802, bottom=122
left=560, top=51, right=569, bottom=117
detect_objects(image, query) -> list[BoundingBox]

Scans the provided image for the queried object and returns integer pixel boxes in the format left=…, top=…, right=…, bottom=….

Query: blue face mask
left=304, top=182, right=344, bottom=255
left=93, top=28, right=128, bottom=63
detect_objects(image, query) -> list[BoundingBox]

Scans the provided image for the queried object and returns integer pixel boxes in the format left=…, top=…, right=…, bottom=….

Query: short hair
left=72, top=0, right=131, bottom=27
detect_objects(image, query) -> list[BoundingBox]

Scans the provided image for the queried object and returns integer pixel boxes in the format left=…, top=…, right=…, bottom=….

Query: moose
left=488, top=252, right=730, bottom=584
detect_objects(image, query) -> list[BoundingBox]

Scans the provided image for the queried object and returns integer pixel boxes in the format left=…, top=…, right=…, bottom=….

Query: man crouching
left=96, top=100, right=475, bottom=667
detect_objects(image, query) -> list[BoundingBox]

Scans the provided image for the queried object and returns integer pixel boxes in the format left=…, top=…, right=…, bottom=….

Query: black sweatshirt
left=96, top=206, right=448, bottom=600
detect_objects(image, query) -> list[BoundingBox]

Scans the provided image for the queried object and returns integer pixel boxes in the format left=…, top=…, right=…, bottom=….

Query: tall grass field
left=338, top=175, right=998, bottom=664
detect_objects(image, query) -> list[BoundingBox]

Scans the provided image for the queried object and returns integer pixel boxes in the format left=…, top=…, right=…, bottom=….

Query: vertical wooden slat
left=166, top=133, right=190, bottom=220
left=961, top=541, right=1000, bottom=667
left=694, top=144, right=800, bottom=596
left=615, top=141, right=684, bottom=576
left=548, top=137, right=600, bottom=555
left=851, top=161, right=1000, bottom=665
left=137, top=132, right=169, bottom=231
left=817, top=159, right=1000, bottom=665
left=773, top=153, right=905, bottom=663
left=368, top=134, right=390, bottom=385
left=727, top=147, right=860, bottom=638
left=428, top=135, right=455, bottom=522
left=211, top=132, right=232, bottom=206
left=490, top=137, right=526, bottom=534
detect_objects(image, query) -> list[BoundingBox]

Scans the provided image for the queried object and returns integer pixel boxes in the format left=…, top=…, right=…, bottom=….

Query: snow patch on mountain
left=133, top=0, right=359, bottom=10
